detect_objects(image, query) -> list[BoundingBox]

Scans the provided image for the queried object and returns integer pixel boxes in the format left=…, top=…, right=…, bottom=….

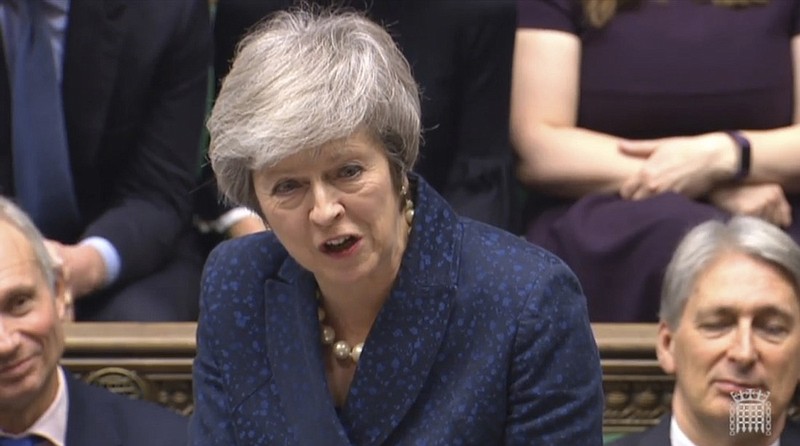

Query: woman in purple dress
left=511, top=0, right=800, bottom=321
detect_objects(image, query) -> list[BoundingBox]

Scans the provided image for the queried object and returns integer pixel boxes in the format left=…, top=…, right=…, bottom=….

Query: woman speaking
left=190, top=7, right=603, bottom=445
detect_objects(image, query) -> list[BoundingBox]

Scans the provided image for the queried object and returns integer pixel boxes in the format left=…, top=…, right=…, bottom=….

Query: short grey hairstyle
left=0, top=197, right=58, bottom=291
left=660, top=216, right=800, bottom=328
left=207, top=7, right=422, bottom=213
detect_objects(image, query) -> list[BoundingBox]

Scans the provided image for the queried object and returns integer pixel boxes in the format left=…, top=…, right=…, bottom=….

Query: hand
left=619, top=133, right=737, bottom=200
left=44, top=240, right=108, bottom=300
left=709, top=183, right=792, bottom=228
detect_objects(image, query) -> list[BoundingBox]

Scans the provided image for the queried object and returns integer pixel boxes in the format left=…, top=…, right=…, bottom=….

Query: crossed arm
left=510, top=29, right=800, bottom=227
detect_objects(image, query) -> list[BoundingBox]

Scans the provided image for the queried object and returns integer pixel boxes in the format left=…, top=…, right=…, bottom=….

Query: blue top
left=190, top=175, right=604, bottom=445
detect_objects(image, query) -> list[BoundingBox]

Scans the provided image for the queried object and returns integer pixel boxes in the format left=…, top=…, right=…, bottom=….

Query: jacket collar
left=265, top=175, right=460, bottom=445
left=641, top=416, right=671, bottom=446
left=635, top=413, right=800, bottom=446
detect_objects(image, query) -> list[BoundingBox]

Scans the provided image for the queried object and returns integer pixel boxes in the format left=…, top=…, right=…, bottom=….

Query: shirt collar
left=3, top=366, right=69, bottom=446
left=671, top=415, right=780, bottom=446
left=670, top=416, right=697, bottom=446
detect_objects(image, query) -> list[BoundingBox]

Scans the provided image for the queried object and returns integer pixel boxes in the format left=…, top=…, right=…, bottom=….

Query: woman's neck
left=317, top=275, right=393, bottom=341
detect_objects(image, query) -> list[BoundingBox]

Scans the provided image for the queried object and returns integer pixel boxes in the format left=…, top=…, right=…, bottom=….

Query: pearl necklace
left=317, top=289, right=365, bottom=363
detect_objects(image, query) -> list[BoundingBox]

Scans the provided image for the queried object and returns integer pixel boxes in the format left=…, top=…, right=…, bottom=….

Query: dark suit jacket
left=609, top=415, right=800, bottom=445
left=0, top=0, right=211, bottom=285
left=197, top=0, right=520, bottom=233
left=190, top=175, right=604, bottom=445
left=65, top=372, right=187, bottom=445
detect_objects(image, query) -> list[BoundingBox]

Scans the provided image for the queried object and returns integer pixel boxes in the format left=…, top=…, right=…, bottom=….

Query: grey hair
left=0, top=197, right=58, bottom=291
left=207, top=7, right=421, bottom=214
left=660, top=216, right=800, bottom=328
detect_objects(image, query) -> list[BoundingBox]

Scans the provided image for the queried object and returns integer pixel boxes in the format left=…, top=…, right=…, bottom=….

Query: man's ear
left=656, top=321, right=677, bottom=375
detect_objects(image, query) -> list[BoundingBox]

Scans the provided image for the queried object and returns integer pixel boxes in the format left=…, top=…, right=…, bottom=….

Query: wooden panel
left=593, top=324, right=669, bottom=433
left=62, top=322, right=196, bottom=416
left=58, top=322, right=799, bottom=434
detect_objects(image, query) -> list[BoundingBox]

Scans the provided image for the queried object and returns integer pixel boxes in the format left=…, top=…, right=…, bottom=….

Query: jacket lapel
left=263, top=265, right=352, bottom=445
left=61, top=0, right=126, bottom=165
left=340, top=177, right=459, bottom=446
left=780, top=419, right=800, bottom=443
left=262, top=177, right=459, bottom=445
left=64, top=373, right=121, bottom=446
left=637, top=414, right=800, bottom=445
left=638, top=416, right=671, bottom=446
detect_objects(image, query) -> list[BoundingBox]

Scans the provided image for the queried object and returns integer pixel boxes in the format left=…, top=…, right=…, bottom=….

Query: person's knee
left=76, top=261, right=201, bottom=321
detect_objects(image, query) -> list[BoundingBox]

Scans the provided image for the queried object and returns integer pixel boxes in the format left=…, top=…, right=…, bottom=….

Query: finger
left=776, top=199, right=792, bottom=228
left=43, top=240, right=65, bottom=267
left=628, top=176, right=662, bottom=200
left=760, top=203, right=780, bottom=227
left=631, top=185, right=656, bottom=201
left=619, top=177, right=638, bottom=200
left=620, top=174, right=652, bottom=200
left=759, top=199, right=785, bottom=228
left=766, top=212, right=788, bottom=229
left=618, top=139, right=659, bottom=158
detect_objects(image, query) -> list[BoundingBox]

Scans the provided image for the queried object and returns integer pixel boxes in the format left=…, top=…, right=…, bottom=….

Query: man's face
left=0, top=221, right=65, bottom=419
left=658, top=251, right=800, bottom=439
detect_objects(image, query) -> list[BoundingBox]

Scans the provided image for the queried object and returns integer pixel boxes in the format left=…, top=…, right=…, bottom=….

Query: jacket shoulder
left=606, top=416, right=670, bottom=446
left=459, top=218, right=572, bottom=276
left=205, top=231, right=288, bottom=278
left=454, top=218, right=585, bottom=317
left=69, top=378, right=188, bottom=445
left=782, top=420, right=800, bottom=441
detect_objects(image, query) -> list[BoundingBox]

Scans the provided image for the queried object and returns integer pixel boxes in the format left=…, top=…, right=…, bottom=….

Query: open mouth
left=322, top=235, right=359, bottom=254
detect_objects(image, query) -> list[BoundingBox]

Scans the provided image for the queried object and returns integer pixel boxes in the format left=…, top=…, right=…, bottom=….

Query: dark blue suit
left=65, top=372, right=187, bottom=445
left=190, top=176, right=604, bottom=445
left=0, top=0, right=212, bottom=320
left=608, top=415, right=800, bottom=445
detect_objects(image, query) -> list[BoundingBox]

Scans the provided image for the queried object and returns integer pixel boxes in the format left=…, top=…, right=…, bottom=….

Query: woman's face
left=252, top=130, right=408, bottom=289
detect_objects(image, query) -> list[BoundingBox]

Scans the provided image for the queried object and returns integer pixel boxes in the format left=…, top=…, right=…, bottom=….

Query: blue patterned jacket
left=189, top=176, right=604, bottom=445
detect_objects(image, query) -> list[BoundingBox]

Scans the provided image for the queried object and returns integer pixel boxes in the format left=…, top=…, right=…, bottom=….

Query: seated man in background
left=0, top=0, right=212, bottom=321
left=612, top=216, right=800, bottom=445
left=0, top=196, right=187, bottom=445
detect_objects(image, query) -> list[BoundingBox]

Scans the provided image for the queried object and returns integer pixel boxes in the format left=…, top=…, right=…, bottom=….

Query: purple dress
left=518, top=0, right=800, bottom=321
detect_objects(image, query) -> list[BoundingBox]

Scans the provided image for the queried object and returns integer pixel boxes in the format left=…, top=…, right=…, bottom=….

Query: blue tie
left=9, top=0, right=80, bottom=239
left=0, top=435, right=41, bottom=446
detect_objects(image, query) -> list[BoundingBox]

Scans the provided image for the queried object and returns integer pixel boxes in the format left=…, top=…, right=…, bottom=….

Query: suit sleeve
left=189, top=247, right=239, bottom=445
left=83, top=0, right=211, bottom=283
left=442, top=0, right=519, bottom=232
left=505, top=258, right=605, bottom=445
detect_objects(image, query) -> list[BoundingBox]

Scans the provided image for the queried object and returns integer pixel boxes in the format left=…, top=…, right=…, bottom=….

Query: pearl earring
left=401, top=186, right=414, bottom=227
